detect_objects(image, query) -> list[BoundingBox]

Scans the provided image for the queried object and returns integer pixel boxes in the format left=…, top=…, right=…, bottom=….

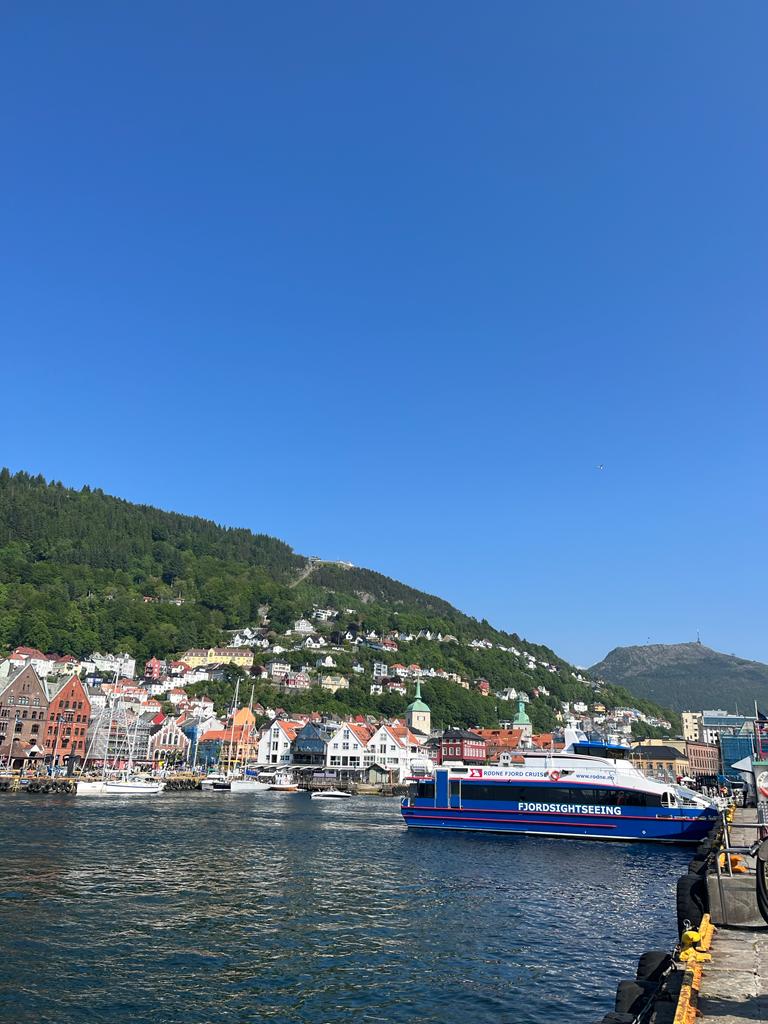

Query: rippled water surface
left=0, top=793, right=689, bottom=1023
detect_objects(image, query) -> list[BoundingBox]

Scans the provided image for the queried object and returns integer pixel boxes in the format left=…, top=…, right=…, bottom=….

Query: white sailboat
left=77, top=682, right=164, bottom=796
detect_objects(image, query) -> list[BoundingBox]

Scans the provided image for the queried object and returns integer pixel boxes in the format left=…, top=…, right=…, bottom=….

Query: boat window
left=572, top=743, right=629, bottom=760
left=459, top=782, right=662, bottom=808
left=450, top=781, right=461, bottom=796
left=661, top=791, right=677, bottom=808
left=416, top=781, right=435, bottom=799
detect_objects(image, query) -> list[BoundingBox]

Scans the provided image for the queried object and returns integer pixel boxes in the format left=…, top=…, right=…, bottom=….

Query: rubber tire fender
left=636, top=950, right=673, bottom=982
left=676, top=872, right=707, bottom=935
left=615, top=979, right=657, bottom=1015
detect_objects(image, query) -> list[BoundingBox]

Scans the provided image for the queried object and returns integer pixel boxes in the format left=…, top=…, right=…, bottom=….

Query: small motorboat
left=311, top=788, right=351, bottom=800
left=201, top=772, right=231, bottom=791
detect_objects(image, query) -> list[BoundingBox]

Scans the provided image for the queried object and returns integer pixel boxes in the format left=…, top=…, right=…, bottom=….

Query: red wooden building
left=46, top=674, right=92, bottom=767
left=438, top=728, right=487, bottom=764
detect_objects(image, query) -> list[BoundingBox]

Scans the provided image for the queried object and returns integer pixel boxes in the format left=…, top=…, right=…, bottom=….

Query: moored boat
left=311, top=788, right=351, bottom=800
left=77, top=776, right=164, bottom=796
left=230, top=777, right=271, bottom=793
left=401, top=731, right=719, bottom=843
left=266, top=770, right=299, bottom=792
left=201, top=772, right=231, bottom=791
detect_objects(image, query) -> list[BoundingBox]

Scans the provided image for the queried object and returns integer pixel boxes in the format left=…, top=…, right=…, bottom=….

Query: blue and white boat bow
left=401, top=732, right=718, bottom=843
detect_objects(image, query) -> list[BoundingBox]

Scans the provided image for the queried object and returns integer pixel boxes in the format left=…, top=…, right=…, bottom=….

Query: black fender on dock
left=635, top=950, right=673, bottom=982
left=676, top=872, right=707, bottom=935
left=614, top=979, right=657, bottom=1015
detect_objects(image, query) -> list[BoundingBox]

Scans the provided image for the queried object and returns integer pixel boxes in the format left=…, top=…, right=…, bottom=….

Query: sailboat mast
left=228, top=680, right=240, bottom=775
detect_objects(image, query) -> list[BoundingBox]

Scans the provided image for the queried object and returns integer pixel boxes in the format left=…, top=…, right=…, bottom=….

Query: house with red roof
left=45, top=673, right=92, bottom=767
left=257, top=718, right=304, bottom=765
left=364, top=723, right=425, bottom=781
left=385, top=679, right=407, bottom=696
left=473, top=728, right=523, bottom=762
left=148, top=715, right=190, bottom=766
left=0, top=666, right=50, bottom=768
left=325, top=721, right=374, bottom=770
left=8, top=647, right=55, bottom=679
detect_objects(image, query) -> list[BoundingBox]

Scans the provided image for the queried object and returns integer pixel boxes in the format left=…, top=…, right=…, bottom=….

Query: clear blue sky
left=2, top=3, right=766, bottom=667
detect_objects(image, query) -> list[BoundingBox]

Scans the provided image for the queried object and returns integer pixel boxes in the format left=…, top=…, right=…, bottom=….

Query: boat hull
left=77, top=780, right=165, bottom=796
left=230, top=779, right=271, bottom=793
left=400, top=803, right=717, bottom=843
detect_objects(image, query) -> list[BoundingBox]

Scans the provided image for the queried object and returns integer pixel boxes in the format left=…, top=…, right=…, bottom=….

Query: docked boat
left=311, top=788, right=351, bottom=800
left=201, top=772, right=231, bottom=791
left=230, top=776, right=271, bottom=793
left=267, top=771, right=299, bottom=793
left=77, top=776, right=164, bottom=796
left=401, top=732, right=719, bottom=843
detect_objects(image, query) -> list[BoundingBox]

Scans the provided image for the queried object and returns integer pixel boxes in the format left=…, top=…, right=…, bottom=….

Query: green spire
left=407, top=679, right=430, bottom=713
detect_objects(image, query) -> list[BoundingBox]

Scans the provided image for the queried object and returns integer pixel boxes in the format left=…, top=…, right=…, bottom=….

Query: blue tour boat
left=401, top=732, right=719, bottom=843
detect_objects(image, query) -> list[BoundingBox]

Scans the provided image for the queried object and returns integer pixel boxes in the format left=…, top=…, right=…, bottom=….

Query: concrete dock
left=698, top=810, right=768, bottom=1023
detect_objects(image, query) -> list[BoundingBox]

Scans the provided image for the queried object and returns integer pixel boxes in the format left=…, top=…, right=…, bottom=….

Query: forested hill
left=0, top=470, right=559, bottom=662
left=0, top=470, right=678, bottom=733
left=590, top=643, right=768, bottom=712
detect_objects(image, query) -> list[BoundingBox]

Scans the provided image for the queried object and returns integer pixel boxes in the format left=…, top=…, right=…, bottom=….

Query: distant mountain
left=589, top=642, right=768, bottom=712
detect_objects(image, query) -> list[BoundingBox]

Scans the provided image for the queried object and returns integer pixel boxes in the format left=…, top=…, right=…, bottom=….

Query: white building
left=266, top=660, right=291, bottom=679
left=84, top=652, right=136, bottom=680
left=292, top=619, right=315, bottom=636
left=257, top=720, right=302, bottom=765
left=364, top=724, right=424, bottom=782
left=326, top=722, right=371, bottom=770
left=312, top=608, right=338, bottom=622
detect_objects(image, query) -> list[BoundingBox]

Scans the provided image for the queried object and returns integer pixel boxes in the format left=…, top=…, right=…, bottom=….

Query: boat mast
left=227, top=680, right=240, bottom=775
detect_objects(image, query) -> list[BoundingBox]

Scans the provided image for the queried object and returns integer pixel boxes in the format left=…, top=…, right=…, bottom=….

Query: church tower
left=406, top=680, right=431, bottom=737
left=513, top=698, right=532, bottom=743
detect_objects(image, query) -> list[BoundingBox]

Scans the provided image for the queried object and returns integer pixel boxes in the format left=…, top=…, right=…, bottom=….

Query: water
left=0, top=793, right=689, bottom=1024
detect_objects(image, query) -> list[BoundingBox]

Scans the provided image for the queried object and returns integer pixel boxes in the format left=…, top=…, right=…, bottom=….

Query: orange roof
left=347, top=722, right=374, bottom=745
left=204, top=725, right=255, bottom=743
left=474, top=728, right=524, bottom=749
left=531, top=733, right=563, bottom=750
left=388, top=724, right=421, bottom=747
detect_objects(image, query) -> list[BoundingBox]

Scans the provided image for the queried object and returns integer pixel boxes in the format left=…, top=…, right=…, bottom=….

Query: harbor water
left=0, top=793, right=690, bottom=1024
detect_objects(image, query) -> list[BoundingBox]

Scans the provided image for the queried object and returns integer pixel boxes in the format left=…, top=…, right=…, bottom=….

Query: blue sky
left=2, top=3, right=766, bottom=666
